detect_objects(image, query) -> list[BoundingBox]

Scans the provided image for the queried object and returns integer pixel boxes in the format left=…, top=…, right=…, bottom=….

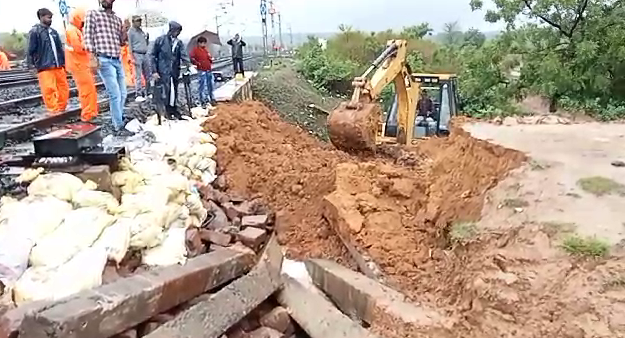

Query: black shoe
left=210, top=100, right=218, bottom=106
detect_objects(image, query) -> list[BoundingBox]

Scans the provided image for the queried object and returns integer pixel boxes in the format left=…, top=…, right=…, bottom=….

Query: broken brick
left=206, top=201, right=230, bottom=230
left=137, top=321, right=161, bottom=337
left=186, top=228, right=205, bottom=257
left=237, top=227, right=267, bottom=251
left=241, top=215, right=269, bottom=228
left=199, top=185, right=229, bottom=205
left=259, top=307, right=291, bottom=333
left=200, top=229, right=233, bottom=246
left=20, top=248, right=255, bottom=338
left=223, top=201, right=254, bottom=220
left=247, top=327, right=285, bottom=338
left=212, top=175, right=227, bottom=190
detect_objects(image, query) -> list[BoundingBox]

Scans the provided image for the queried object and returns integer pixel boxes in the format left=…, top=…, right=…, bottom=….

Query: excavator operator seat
left=383, top=73, right=458, bottom=139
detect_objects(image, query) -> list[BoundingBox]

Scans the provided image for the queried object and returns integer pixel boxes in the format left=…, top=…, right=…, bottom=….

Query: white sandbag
left=93, top=220, right=131, bottom=263
left=14, top=246, right=108, bottom=305
left=118, top=186, right=171, bottom=217
left=0, top=234, right=34, bottom=288
left=73, top=189, right=120, bottom=213
left=111, top=170, right=145, bottom=194
left=30, top=207, right=115, bottom=267
left=128, top=211, right=167, bottom=249
left=16, top=167, right=44, bottom=184
left=185, top=193, right=207, bottom=223
left=2, top=196, right=73, bottom=242
left=27, top=172, right=85, bottom=201
left=142, top=228, right=187, bottom=266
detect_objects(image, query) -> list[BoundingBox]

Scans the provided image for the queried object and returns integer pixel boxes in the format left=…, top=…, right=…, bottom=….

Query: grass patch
left=502, top=198, right=529, bottom=208
left=529, top=160, right=549, bottom=170
left=561, top=235, right=609, bottom=258
left=577, top=176, right=625, bottom=196
left=541, top=221, right=577, bottom=238
left=449, top=221, right=479, bottom=244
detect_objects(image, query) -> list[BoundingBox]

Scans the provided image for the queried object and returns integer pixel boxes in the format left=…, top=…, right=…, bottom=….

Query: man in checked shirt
left=83, top=0, right=133, bottom=136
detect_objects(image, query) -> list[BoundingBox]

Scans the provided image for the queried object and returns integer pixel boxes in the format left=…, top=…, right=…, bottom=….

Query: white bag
left=30, top=207, right=115, bottom=267
left=142, top=228, right=188, bottom=267
left=93, top=220, right=131, bottom=263
left=27, top=173, right=85, bottom=201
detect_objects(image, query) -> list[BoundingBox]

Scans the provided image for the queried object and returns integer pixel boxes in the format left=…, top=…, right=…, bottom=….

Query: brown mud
left=204, top=101, right=625, bottom=338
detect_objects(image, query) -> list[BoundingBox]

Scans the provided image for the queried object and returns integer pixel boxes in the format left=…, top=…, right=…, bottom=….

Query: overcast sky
left=0, top=0, right=503, bottom=36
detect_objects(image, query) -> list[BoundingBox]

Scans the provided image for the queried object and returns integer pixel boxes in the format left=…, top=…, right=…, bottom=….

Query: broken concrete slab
left=144, top=235, right=283, bottom=338
left=76, top=165, right=120, bottom=200
left=0, top=300, right=50, bottom=338
left=20, top=248, right=255, bottom=338
left=237, top=227, right=268, bottom=251
left=305, top=259, right=455, bottom=333
left=276, top=276, right=381, bottom=338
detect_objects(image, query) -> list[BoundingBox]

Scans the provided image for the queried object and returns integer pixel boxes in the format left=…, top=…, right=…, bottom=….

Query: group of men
left=25, top=0, right=245, bottom=136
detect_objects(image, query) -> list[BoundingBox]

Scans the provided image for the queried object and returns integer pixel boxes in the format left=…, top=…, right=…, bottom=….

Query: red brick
left=258, top=307, right=291, bottom=333
left=200, top=229, right=233, bottom=246
left=237, top=227, right=267, bottom=251
left=241, top=215, right=269, bottom=228
left=247, top=327, right=284, bottom=338
left=20, top=248, right=255, bottom=338
left=145, top=236, right=283, bottom=338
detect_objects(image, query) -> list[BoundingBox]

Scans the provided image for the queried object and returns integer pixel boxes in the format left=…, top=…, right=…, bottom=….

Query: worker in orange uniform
left=0, top=50, right=10, bottom=70
left=27, top=8, right=69, bottom=114
left=121, top=19, right=136, bottom=87
left=65, top=8, right=98, bottom=122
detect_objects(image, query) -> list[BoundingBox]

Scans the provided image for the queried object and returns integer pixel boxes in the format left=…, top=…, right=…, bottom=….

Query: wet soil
left=204, top=100, right=625, bottom=337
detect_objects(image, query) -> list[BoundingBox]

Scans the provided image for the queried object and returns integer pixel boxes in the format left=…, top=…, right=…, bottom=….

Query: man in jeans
left=128, top=15, right=150, bottom=102
left=189, top=36, right=216, bottom=108
left=83, top=0, right=131, bottom=136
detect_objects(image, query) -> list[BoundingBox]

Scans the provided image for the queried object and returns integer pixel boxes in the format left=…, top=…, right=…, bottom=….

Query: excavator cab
left=382, top=73, right=459, bottom=142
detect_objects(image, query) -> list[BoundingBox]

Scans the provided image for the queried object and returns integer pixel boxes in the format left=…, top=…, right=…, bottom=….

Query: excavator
left=327, top=39, right=460, bottom=152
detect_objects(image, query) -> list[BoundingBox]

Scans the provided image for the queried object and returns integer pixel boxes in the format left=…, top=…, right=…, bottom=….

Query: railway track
left=0, top=56, right=257, bottom=148
left=0, top=56, right=234, bottom=89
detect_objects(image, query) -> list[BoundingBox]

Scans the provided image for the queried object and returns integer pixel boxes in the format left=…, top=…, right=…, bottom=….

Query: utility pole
left=278, top=13, right=283, bottom=56
left=269, top=0, right=276, bottom=56
left=215, top=14, right=220, bottom=35
left=260, top=0, right=268, bottom=56
left=288, top=24, right=293, bottom=49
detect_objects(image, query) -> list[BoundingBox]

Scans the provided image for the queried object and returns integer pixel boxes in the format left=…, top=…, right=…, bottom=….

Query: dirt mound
left=204, top=101, right=353, bottom=263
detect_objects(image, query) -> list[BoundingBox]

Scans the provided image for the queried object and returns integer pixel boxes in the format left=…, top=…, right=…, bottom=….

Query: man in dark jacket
left=151, top=21, right=191, bottom=120
left=226, top=33, right=246, bottom=77
left=417, top=90, right=434, bottom=117
left=28, top=8, right=70, bottom=114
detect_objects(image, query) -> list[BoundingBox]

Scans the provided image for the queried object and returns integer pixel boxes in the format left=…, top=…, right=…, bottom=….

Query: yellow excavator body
left=327, top=40, right=460, bottom=153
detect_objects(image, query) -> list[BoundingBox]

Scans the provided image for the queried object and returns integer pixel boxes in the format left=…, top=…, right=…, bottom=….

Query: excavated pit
left=203, top=101, right=547, bottom=337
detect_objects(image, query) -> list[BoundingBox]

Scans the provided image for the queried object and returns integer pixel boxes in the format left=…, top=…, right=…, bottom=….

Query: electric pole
left=278, top=13, right=283, bottom=56
left=288, top=24, right=293, bottom=49
left=269, top=0, right=276, bottom=56
left=260, top=0, right=268, bottom=56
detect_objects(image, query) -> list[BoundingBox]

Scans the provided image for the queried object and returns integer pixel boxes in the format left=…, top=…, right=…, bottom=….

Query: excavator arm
left=327, top=39, right=420, bottom=152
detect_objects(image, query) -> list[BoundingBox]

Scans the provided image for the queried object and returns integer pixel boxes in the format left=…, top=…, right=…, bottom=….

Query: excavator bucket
left=327, top=102, right=381, bottom=152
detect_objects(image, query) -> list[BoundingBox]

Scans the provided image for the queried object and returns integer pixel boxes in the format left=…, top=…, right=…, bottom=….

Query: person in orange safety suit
left=121, top=19, right=136, bottom=87
left=65, top=8, right=98, bottom=122
left=27, top=8, right=70, bottom=114
left=0, top=51, right=9, bottom=70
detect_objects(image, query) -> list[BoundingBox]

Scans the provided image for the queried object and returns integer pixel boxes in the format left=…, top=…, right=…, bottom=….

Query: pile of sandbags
left=0, top=117, right=221, bottom=306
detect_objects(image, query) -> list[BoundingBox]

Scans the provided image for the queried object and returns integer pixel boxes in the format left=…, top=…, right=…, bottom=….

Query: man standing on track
left=227, top=33, right=246, bottom=77
left=84, top=0, right=132, bottom=136
left=27, top=8, right=70, bottom=114
left=151, top=21, right=191, bottom=120
left=65, top=8, right=98, bottom=123
left=190, top=36, right=216, bottom=108
left=128, top=15, right=150, bottom=102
